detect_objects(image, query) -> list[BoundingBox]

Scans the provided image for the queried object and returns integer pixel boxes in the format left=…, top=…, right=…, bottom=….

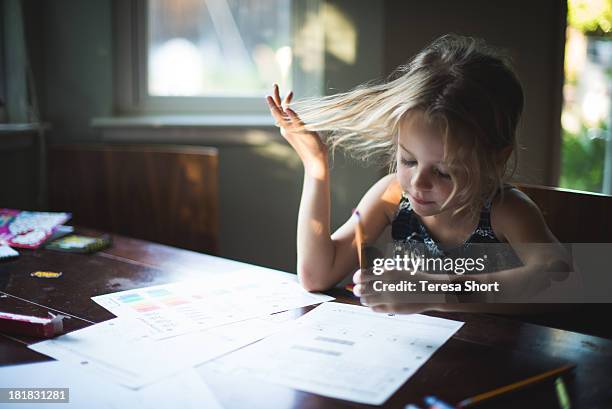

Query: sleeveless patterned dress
left=390, top=190, right=522, bottom=273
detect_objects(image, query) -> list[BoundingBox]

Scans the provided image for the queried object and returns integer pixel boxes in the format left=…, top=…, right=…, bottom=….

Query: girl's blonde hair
left=293, top=34, right=524, bottom=216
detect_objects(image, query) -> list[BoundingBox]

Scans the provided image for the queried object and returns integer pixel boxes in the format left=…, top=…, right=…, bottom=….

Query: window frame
left=112, top=0, right=323, bottom=116
left=0, top=3, right=5, bottom=115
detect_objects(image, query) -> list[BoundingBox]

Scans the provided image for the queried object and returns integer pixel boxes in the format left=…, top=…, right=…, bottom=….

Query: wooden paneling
left=47, top=144, right=218, bottom=254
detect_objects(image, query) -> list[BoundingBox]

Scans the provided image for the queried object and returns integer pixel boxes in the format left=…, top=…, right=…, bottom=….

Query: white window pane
left=147, top=0, right=292, bottom=97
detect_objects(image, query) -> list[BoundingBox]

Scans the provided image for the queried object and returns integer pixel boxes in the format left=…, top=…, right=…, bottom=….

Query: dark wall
left=384, top=0, right=566, bottom=186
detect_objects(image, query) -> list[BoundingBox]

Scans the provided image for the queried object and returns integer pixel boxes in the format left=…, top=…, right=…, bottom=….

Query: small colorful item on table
left=0, top=208, right=71, bottom=249
left=30, top=271, right=63, bottom=279
left=0, top=311, right=68, bottom=338
left=45, top=234, right=111, bottom=254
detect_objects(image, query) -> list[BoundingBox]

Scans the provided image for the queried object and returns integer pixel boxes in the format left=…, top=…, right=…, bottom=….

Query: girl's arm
left=354, top=189, right=572, bottom=313
left=477, top=188, right=571, bottom=288
left=445, top=188, right=569, bottom=289
left=318, top=174, right=400, bottom=290
left=267, top=85, right=396, bottom=291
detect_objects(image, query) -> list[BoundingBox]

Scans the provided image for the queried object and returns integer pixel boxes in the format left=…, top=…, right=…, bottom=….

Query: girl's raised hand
left=266, top=84, right=328, bottom=177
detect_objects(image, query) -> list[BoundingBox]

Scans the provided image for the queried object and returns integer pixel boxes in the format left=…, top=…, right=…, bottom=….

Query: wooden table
left=1, top=230, right=611, bottom=408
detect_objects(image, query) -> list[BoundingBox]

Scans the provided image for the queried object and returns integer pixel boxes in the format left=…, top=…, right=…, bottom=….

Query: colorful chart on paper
left=92, top=272, right=334, bottom=339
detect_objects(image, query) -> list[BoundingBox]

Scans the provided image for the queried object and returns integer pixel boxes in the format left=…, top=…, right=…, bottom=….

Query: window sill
left=0, top=122, right=51, bottom=134
left=91, top=115, right=275, bottom=129
left=91, top=115, right=283, bottom=146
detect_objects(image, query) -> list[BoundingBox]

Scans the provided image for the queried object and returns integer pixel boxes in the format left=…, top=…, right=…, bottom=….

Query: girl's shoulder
left=381, top=174, right=403, bottom=222
left=363, top=173, right=402, bottom=224
left=489, top=186, right=547, bottom=242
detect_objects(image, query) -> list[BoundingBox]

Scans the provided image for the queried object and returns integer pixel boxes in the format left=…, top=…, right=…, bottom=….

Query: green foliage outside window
left=560, top=0, right=611, bottom=193
left=561, top=126, right=607, bottom=192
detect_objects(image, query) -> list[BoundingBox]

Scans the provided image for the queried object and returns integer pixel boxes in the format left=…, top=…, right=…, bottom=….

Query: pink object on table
left=0, top=311, right=68, bottom=338
left=0, top=208, right=71, bottom=249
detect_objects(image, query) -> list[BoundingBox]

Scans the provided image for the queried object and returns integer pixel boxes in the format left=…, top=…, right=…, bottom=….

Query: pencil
left=354, top=210, right=365, bottom=269
left=457, top=363, right=575, bottom=408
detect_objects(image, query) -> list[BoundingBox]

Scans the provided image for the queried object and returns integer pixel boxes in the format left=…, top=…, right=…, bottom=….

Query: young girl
left=266, top=34, right=566, bottom=314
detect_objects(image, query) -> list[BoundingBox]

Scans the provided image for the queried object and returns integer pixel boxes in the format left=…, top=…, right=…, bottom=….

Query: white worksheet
left=29, top=312, right=295, bottom=389
left=202, top=302, right=464, bottom=405
left=0, top=360, right=223, bottom=409
left=91, top=272, right=333, bottom=339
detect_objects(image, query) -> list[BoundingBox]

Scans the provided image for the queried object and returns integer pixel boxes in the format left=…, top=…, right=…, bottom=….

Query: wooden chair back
left=517, top=184, right=612, bottom=243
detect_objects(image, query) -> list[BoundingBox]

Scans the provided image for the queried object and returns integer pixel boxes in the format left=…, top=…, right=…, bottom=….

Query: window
left=113, top=0, right=323, bottom=116
left=560, top=0, right=612, bottom=194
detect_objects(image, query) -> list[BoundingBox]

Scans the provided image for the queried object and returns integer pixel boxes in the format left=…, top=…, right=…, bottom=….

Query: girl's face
left=396, top=115, right=458, bottom=217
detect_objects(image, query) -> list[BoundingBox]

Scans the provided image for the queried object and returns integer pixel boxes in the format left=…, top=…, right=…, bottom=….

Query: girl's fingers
left=360, top=296, right=388, bottom=310
left=354, top=280, right=377, bottom=298
left=285, top=108, right=298, bottom=121
left=267, top=89, right=307, bottom=137
left=266, top=96, right=289, bottom=125
left=360, top=295, right=371, bottom=307
left=266, top=95, right=284, bottom=113
left=353, top=269, right=362, bottom=284
left=353, top=268, right=378, bottom=286
left=282, top=91, right=293, bottom=109
left=273, top=84, right=282, bottom=106
left=372, top=305, right=391, bottom=313
left=285, top=108, right=305, bottom=128
left=266, top=95, right=280, bottom=112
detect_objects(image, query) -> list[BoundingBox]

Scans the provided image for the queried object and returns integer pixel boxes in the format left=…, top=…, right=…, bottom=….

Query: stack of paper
left=15, top=271, right=463, bottom=406
left=29, top=273, right=333, bottom=388
left=0, top=361, right=224, bottom=409
left=203, top=302, right=464, bottom=405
